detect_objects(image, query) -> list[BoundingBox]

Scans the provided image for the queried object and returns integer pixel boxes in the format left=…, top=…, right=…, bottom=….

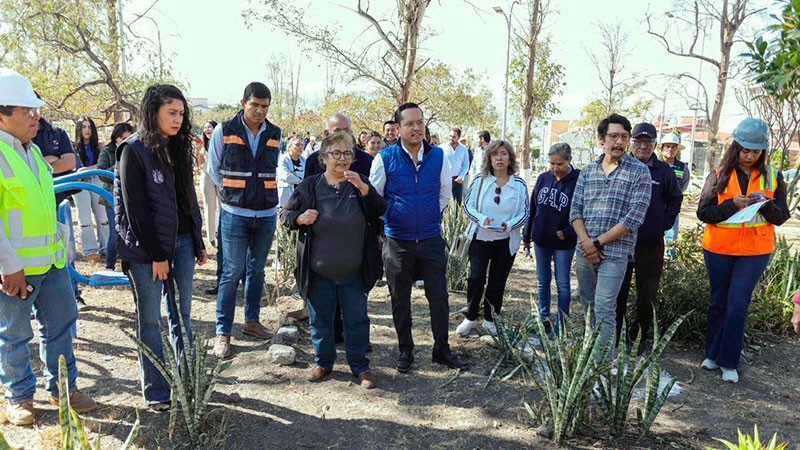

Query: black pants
left=383, top=236, right=450, bottom=353
left=452, top=180, right=464, bottom=205
left=616, top=239, right=665, bottom=346
left=466, top=238, right=515, bottom=322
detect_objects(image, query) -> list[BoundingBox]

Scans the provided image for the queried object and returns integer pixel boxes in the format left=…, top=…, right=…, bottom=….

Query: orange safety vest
left=702, top=166, right=778, bottom=256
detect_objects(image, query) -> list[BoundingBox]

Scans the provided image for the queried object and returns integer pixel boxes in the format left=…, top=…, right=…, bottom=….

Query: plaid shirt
left=569, top=152, right=652, bottom=260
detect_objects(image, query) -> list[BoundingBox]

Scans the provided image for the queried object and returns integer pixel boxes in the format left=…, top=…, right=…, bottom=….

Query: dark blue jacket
left=382, top=139, right=443, bottom=241
left=218, top=111, right=281, bottom=210
left=523, top=167, right=580, bottom=250
left=114, top=134, right=203, bottom=264
left=303, top=147, right=373, bottom=178
left=637, top=153, right=683, bottom=243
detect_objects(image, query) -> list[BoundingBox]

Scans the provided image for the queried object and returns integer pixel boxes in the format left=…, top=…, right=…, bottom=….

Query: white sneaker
left=414, top=280, right=425, bottom=288
left=456, top=318, right=478, bottom=337
left=482, top=319, right=497, bottom=336
left=701, top=358, right=719, bottom=370
left=721, top=367, right=739, bottom=383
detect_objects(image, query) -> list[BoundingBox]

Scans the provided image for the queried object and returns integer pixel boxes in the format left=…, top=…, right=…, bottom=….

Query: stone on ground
left=276, top=295, right=308, bottom=321
left=266, top=344, right=296, bottom=366
left=272, top=326, right=300, bottom=345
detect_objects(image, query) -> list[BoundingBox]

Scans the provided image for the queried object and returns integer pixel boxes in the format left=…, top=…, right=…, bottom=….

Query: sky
left=126, top=0, right=780, bottom=133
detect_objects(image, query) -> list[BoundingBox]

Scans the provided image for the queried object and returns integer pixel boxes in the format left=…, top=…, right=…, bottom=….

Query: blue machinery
left=53, top=169, right=129, bottom=287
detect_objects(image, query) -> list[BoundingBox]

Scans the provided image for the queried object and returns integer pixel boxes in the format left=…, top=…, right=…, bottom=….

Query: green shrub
left=441, top=205, right=470, bottom=292
left=706, top=425, right=789, bottom=450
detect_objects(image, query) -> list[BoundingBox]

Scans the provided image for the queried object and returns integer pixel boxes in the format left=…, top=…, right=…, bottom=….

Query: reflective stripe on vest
left=0, top=140, right=67, bottom=275
left=702, top=167, right=777, bottom=256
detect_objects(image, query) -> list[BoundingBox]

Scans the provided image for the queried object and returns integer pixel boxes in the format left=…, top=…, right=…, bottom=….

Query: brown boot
left=49, top=389, right=97, bottom=413
left=85, top=253, right=100, bottom=264
left=242, top=321, right=274, bottom=340
left=358, top=371, right=377, bottom=389
left=6, top=401, right=34, bottom=425
left=213, top=335, right=232, bottom=359
left=307, top=366, right=332, bottom=382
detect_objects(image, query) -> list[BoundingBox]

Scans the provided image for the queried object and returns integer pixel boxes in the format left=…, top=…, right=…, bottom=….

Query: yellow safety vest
left=0, top=139, right=66, bottom=275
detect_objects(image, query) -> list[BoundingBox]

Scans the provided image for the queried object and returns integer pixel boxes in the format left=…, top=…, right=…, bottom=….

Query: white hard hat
left=0, top=68, right=45, bottom=108
left=659, top=133, right=685, bottom=151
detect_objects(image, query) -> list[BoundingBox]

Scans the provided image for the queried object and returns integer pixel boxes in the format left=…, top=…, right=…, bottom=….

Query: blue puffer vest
left=114, top=133, right=203, bottom=263
left=382, top=139, right=443, bottom=241
left=219, top=111, right=281, bottom=210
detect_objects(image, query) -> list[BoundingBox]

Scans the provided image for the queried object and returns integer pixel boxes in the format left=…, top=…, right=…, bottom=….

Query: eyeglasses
left=631, top=139, right=655, bottom=148
left=13, top=107, right=40, bottom=119
left=329, top=151, right=354, bottom=160
left=494, top=187, right=501, bottom=204
left=605, top=133, right=631, bottom=142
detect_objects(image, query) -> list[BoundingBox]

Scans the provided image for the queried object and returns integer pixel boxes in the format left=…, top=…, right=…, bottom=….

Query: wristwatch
left=593, top=239, right=603, bottom=250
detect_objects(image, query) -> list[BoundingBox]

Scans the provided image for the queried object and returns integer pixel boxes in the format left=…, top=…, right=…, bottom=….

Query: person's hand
left=579, top=238, right=596, bottom=257
left=297, top=209, right=319, bottom=226
left=1, top=270, right=28, bottom=299
left=586, top=252, right=604, bottom=264
left=77, top=167, right=89, bottom=173
left=197, top=250, right=208, bottom=266
left=344, top=170, right=367, bottom=194
left=732, top=195, right=753, bottom=209
left=483, top=217, right=494, bottom=226
left=455, top=177, right=463, bottom=184
left=523, top=242, right=532, bottom=258
left=556, top=230, right=565, bottom=240
left=792, top=303, right=800, bottom=335
left=152, top=260, right=169, bottom=281
left=501, top=221, right=508, bottom=232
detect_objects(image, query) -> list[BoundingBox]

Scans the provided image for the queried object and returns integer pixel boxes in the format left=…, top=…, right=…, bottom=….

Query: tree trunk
left=396, top=0, right=428, bottom=104
left=520, top=0, right=541, bottom=172
left=705, top=16, right=734, bottom=172
left=106, top=0, right=122, bottom=122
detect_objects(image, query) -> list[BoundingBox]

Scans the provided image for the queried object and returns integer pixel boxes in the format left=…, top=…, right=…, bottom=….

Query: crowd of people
left=1, top=67, right=799, bottom=428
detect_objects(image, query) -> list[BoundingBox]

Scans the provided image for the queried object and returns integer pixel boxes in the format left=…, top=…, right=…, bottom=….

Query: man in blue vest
left=208, top=82, right=281, bottom=358
left=370, top=102, right=468, bottom=373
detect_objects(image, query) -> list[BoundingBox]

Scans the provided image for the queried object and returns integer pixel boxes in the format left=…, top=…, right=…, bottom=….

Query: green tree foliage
left=744, top=0, right=800, bottom=101
left=0, top=0, right=177, bottom=123
left=509, top=38, right=564, bottom=132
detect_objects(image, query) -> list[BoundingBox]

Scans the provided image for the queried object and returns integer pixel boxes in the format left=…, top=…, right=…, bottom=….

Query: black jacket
left=279, top=173, right=387, bottom=298
left=303, top=147, right=374, bottom=179
left=637, top=153, right=683, bottom=243
left=523, top=167, right=580, bottom=250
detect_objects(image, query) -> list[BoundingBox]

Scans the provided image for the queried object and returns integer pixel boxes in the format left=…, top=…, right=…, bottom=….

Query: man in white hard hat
left=0, top=68, right=97, bottom=425
left=659, top=133, right=690, bottom=245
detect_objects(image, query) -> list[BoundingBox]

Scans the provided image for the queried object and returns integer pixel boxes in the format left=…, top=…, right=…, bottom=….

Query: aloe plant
left=523, top=299, right=613, bottom=444
left=484, top=310, right=536, bottom=387
left=125, top=292, right=231, bottom=446
left=706, top=425, right=789, bottom=450
left=593, top=308, right=689, bottom=437
left=56, top=355, right=140, bottom=449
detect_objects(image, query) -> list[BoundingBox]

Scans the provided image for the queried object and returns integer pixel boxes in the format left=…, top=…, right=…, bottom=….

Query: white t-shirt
left=474, top=180, right=519, bottom=241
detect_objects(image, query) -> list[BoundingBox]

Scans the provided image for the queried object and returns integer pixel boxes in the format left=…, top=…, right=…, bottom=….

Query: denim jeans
left=534, top=243, right=575, bottom=334
left=74, top=176, right=109, bottom=255
left=575, top=254, right=628, bottom=359
left=104, top=205, right=118, bottom=269
left=0, top=266, right=78, bottom=402
left=307, top=274, right=370, bottom=375
left=664, top=216, right=679, bottom=245
left=125, top=234, right=195, bottom=404
left=215, top=210, right=276, bottom=335
left=703, top=250, right=770, bottom=369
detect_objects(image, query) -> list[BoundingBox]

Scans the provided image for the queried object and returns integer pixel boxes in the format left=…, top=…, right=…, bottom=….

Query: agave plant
left=706, top=425, right=789, bottom=450
left=125, top=289, right=231, bottom=446
left=441, top=205, right=471, bottom=292
left=483, top=310, right=536, bottom=387
left=56, top=355, right=140, bottom=450
left=593, top=308, right=689, bottom=437
left=522, top=300, right=612, bottom=444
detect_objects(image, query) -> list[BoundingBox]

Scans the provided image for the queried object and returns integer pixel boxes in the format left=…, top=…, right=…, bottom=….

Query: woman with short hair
left=277, top=136, right=306, bottom=207
left=457, top=140, right=529, bottom=336
left=279, top=131, right=385, bottom=389
left=523, top=143, right=580, bottom=336
left=697, top=118, right=789, bottom=383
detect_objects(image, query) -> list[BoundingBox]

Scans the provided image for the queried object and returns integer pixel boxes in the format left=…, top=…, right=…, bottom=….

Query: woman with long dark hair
left=697, top=118, right=790, bottom=384
left=97, top=122, right=135, bottom=270
left=73, top=117, right=109, bottom=262
left=115, top=84, right=207, bottom=409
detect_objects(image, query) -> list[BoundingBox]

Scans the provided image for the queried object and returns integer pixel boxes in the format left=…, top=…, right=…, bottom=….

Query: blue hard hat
left=732, top=118, right=769, bottom=150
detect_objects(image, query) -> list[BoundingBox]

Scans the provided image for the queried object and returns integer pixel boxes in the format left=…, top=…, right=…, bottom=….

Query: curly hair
left=138, top=84, right=195, bottom=203
left=481, top=140, right=518, bottom=176
left=74, top=117, right=99, bottom=166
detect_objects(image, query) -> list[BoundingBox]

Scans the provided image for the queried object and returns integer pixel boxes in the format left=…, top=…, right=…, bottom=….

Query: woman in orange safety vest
left=696, top=118, right=790, bottom=384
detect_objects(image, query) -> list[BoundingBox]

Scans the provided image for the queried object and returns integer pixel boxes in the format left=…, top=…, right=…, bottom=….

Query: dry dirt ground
left=0, top=204, right=799, bottom=449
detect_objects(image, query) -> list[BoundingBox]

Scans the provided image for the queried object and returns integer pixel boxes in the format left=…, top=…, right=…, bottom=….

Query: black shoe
left=204, top=287, right=218, bottom=295
left=432, top=351, right=468, bottom=370
left=396, top=350, right=413, bottom=373
left=76, top=296, right=88, bottom=310
left=366, top=343, right=373, bottom=353
left=334, top=333, right=344, bottom=344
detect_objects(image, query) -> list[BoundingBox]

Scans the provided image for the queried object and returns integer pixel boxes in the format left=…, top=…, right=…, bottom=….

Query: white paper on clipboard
left=722, top=199, right=771, bottom=224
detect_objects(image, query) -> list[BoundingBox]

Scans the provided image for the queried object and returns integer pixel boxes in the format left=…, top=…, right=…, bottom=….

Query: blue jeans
left=104, top=206, right=117, bottom=269
left=307, top=274, right=370, bottom=375
left=215, top=210, right=276, bottom=335
left=534, top=243, right=574, bottom=334
left=125, top=234, right=195, bottom=404
left=703, top=250, right=770, bottom=369
left=0, top=266, right=78, bottom=402
left=664, top=216, right=679, bottom=245
left=575, top=254, right=628, bottom=360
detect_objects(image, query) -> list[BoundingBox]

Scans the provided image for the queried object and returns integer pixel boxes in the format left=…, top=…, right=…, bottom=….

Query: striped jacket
left=463, top=174, right=529, bottom=255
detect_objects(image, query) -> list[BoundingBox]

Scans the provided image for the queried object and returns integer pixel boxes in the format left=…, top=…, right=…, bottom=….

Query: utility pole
left=494, top=1, right=519, bottom=141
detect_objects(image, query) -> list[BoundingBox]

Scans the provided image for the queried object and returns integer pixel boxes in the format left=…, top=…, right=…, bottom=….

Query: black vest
left=114, top=133, right=203, bottom=263
left=219, top=111, right=282, bottom=210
